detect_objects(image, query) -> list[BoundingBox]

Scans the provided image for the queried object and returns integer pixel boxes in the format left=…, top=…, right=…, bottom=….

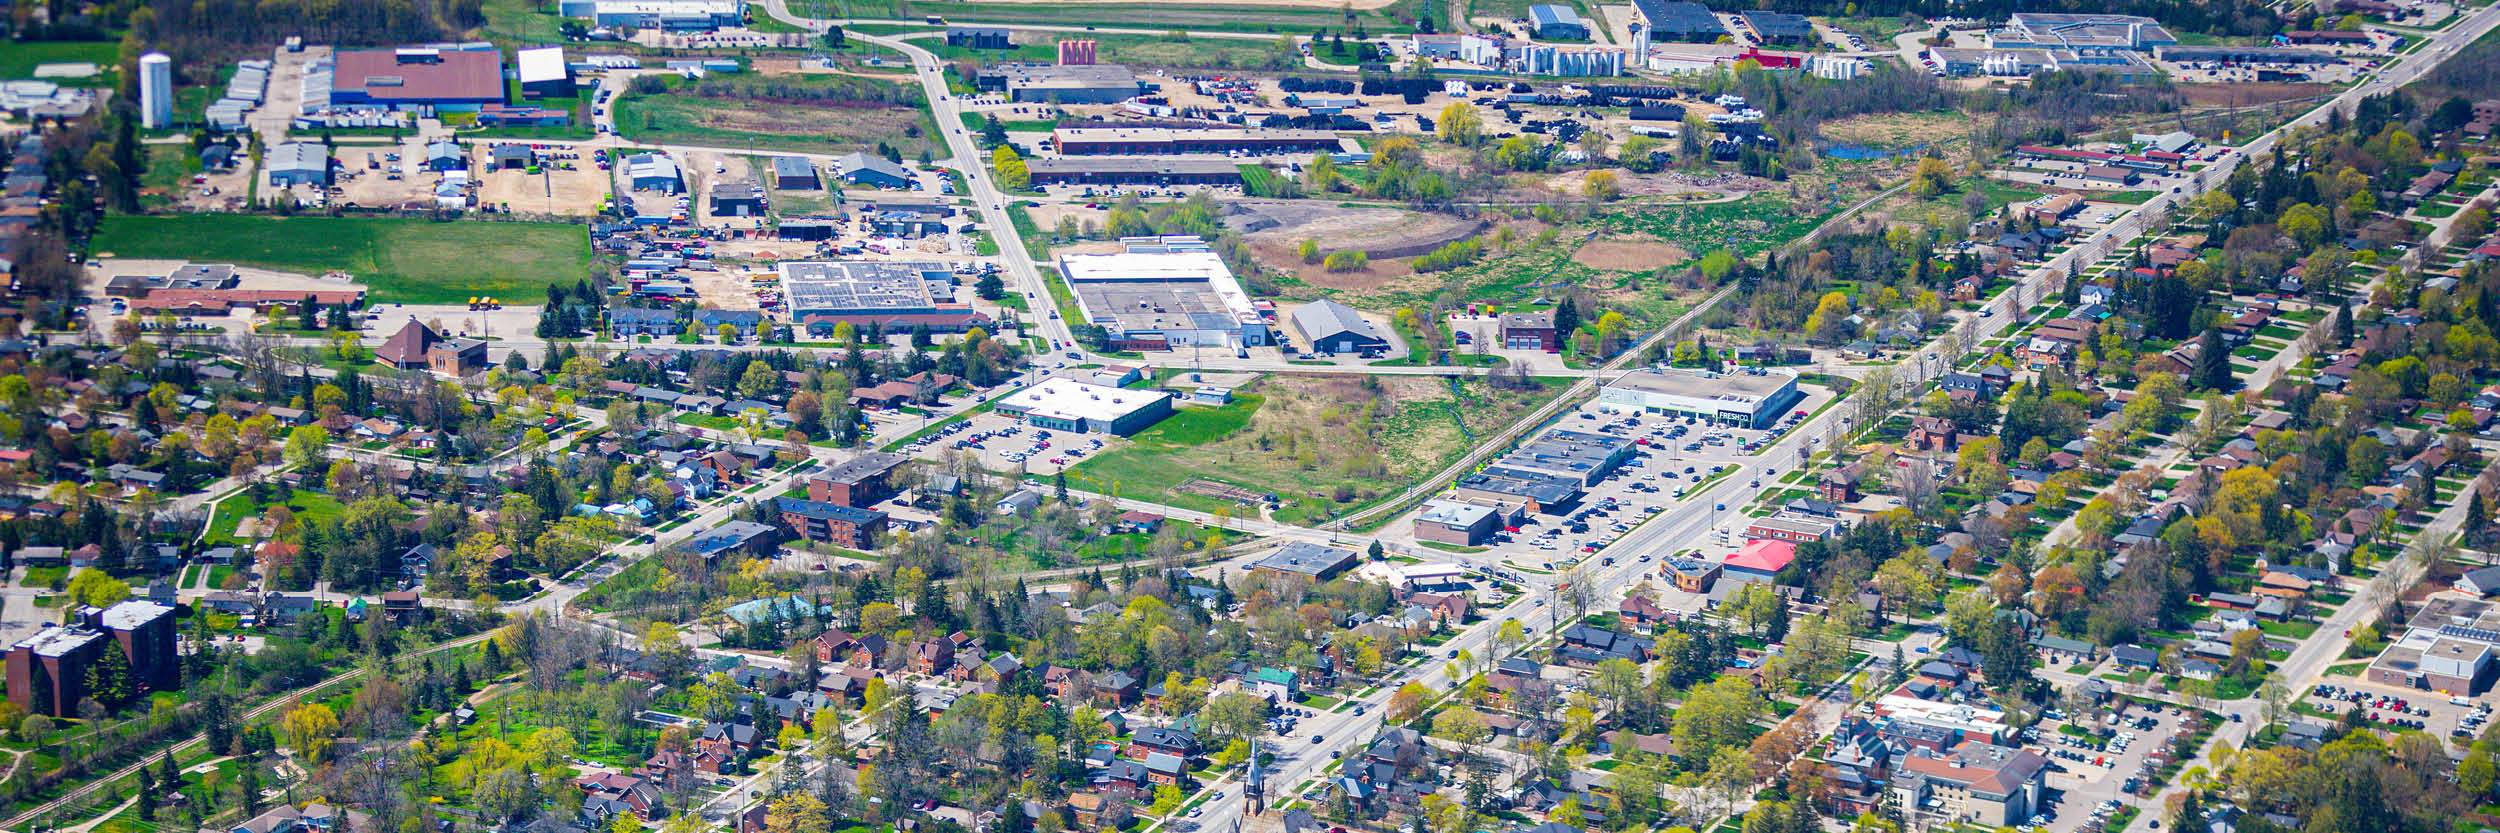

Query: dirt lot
left=2178, top=82, right=2336, bottom=109
left=328, top=136, right=440, bottom=210
left=472, top=144, right=612, bottom=216
left=1573, top=238, right=1689, bottom=270
left=1539, top=168, right=1736, bottom=199
left=687, top=267, right=770, bottom=312
left=1231, top=200, right=1480, bottom=258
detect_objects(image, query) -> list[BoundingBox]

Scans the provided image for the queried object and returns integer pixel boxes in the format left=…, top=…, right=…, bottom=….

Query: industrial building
left=947, top=25, right=1013, bottom=49
left=266, top=142, right=332, bottom=187
left=1529, top=4, right=1591, bottom=39
left=329, top=46, right=507, bottom=111
left=770, top=156, right=820, bottom=190
left=516, top=46, right=574, bottom=99
left=777, top=260, right=991, bottom=333
left=626, top=152, right=684, bottom=193
left=1741, top=10, right=1813, bottom=43
left=1597, top=367, right=1804, bottom=429
left=978, top=63, right=1143, bottom=104
left=832, top=151, right=914, bottom=188
left=559, top=0, right=747, bottom=30
left=1287, top=299, right=1390, bottom=356
left=1629, top=0, right=1729, bottom=48
left=1925, top=46, right=2160, bottom=80
left=1058, top=238, right=1271, bottom=351
left=1988, top=13, right=2177, bottom=50
left=1514, top=44, right=1627, bottom=76
left=993, top=378, right=1175, bottom=435
left=1050, top=126, right=1345, bottom=156
left=1025, top=157, right=1246, bottom=186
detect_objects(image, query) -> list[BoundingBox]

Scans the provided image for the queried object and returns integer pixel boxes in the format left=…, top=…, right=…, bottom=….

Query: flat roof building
left=777, top=261, right=991, bottom=334
left=516, top=46, right=573, bottom=98
left=559, top=0, right=746, bottom=30
left=1630, top=0, right=1728, bottom=44
left=1415, top=500, right=1500, bottom=546
left=330, top=47, right=506, bottom=110
left=981, top=63, right=1143, bottom=103
left=1501, top=429, right=1635, bottom=485
left=1058, top=240, right=1270, bottom=351
left=1026, top=156, right=1245, bottom=186
left=1453, top=465, right=1583, bottom=514
left=1598, top=367, right=1803, bottom=429
left=1051, top=127, right=1344, bottom=156
left=1989, top=13, right=2176, bottom=51
left=1250, top=542, right=1360, bottom=580
left=994, top=378, right=1174, bottom=435
left=1741, top=10, right=1813, bottom=43
left=770, top=155, right=821, bottom=190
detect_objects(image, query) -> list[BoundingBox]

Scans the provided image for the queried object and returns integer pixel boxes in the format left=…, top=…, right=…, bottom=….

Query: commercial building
left=329, top=46, right=507, bottom=111
left=1249, top=542, right=1360, bottom=581
left=2367, top=596, right=2500, bottom=695
left=978, top=63, right=1143, bottom=103
left=1503, top=429, right=1635, bottom=485
left=1743, top=514, right=1839, bottom=544
left=1025, top=156, right=1245, bottom=186
left=1453, top=466, right=1583, bottom=514
left=1722, top=539, right=1796, bottom=583
left=1529, top=4, right=1591, bottom=39
left=1741, top=11, right=1813, bottom=43
left=776, top=498, right=888, bottom=548
left=2153, top=44, right=2341, bottom=65
left=516, top=46, right=574, bottom=99
left=1058, top=239, right=1270, bottom=350
left=267, top=142, right=332, bottom=187
left=5, top=601, right=177, bottom=716
left=709, top=180, right=766, bottom=216
left=626, top=152, right=684, bottom=193
left=1288, top=299, right=1390, bottom=356
left=1050, top=127, right=1344, bottom=156
left=559, top=0, right=747, bottom=30
left=1925, top=46, right=2159, bottom=80
left=139, top=53, right=173, bottom=129
left=1988, top=13, right=2176, bottom=51
left=1889, top=742, right=2048, bottom=828
left=1599, top=367, right=1803, bottom=429
left=1415, top=500, right=1501, bottom=546
left=777, top=260, right=992, bottom=334
left=1629, top=0, right=1728, bottom=50
left=994, top=378, right=1174, bottom=435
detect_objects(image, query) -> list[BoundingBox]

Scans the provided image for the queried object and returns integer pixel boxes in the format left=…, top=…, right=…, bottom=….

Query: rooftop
left=996, top=378, right=1173, bottom=424
left=333, top=46, right=505, bottom=103
left=1253, top=542, right=1360, bottom=577
left=1606, top=367, right=1798, bottom=405
left=778, top=261, right=954, bottom=314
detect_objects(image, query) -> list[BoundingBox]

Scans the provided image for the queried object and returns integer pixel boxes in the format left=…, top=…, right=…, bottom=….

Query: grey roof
left=770, top=155, right=817, bottom=179
left=834, top=151, right=912, bottom=184
left=1288, top=299, right=1386, bottom=343
left=1253, top=542, right=1359, bottom=577
left=268, top=142, right=328, bottom=174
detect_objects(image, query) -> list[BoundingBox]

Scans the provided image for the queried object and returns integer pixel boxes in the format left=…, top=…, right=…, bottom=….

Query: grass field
left=1065, top=375, right=1563, bottom=525
left=91, top=215, right=593, bottom=305
left=615, top=74, right=940, bottom=157
left=203, top=489, right=347, bottom=548
left=0, top=40, right=120, bottom=87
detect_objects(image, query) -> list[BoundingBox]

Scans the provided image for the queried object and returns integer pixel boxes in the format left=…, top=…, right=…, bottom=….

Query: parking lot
left=1444, top=400, right=1820, bottom=576
left=2029, top=699, right=2196, bottom=833
left=2305, top=679, right=2495, bottom=740
left=893, top=409, right=1112, bottom=476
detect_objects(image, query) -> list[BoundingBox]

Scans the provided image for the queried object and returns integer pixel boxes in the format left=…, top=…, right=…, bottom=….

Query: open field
left=0, top=40, right=119, bottom=86
left=615, top=74, right=940, bottom=157
left=1573, top=237, right=1688, bottom=270
left=90, top=215, right=593, bottom=305
left=927, top=30, right=1306, bottom=69
left=789, top=0, right=1427, bottom=33
left=1815, top=111, right=1974, bottom=149
left=1065, top=374, right=1563, bottom=525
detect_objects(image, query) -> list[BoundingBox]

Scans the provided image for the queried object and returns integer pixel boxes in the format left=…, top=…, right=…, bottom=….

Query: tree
left=66, top=569, right=131, bottom=608
left=1908, top=156, right=1955, bottom=197
left=992, top=145, right=1030, bottom=190
left=765, top=792, right=830, bottom=833
left=1388, top=681, right=1431, bottom=723
left=1672, top=677, right=1763, bottom=762
left=1432, top=708, right=1491, bottom=745
left=1583, top=170, right=1620, bottom=201
left=283, top=424, right=330, bottom=469
left=280, top=703, right=341, bottom=762
left=1437, top=101, right=1483, bottom=146
left=1804, top=292, right=1853, bottom=343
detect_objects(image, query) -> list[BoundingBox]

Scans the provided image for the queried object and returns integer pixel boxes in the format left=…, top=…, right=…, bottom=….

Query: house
left=2456, top=565, right=2500, bottom=597
left=1557, top=624, right=1650, bottom=666
left=1906, top=416, right=1960, bottom=453
left=1619, top=595, right=1670, bottom=630
left=1819, top=463, right=1861, bottom=503
left=1248, top=667, right=1300, bottom=701
left=910, top=639, right=955, bottom=675
left=2110, top=644, right=2158, bottom=670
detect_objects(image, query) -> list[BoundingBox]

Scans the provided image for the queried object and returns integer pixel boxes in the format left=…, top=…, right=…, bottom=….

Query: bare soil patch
left=1246, top=238, right=1419, bottom=291
left=1573, top=238, right=1689, bottom=271
left=2179, top=82, right=2334, bottom=109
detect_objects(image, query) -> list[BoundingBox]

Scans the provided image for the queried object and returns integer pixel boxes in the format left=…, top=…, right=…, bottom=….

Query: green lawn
left=90, top=214, right=593, bottom=305
left=0, top=40, right=120, bottom=87
left=203, top=489, right=350, bottom=548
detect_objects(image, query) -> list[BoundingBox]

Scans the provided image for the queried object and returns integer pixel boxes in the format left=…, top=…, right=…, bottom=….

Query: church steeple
left=1243, top=739, right=1266, bottom=816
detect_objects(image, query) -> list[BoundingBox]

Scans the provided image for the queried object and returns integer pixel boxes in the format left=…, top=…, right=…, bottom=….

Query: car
left=1311, top=735, right=1324, bottom=743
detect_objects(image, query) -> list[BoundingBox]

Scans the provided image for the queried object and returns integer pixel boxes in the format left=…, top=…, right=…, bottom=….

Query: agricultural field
left=1064, top=374, right=1564, bottom=525
left=0, top=40, right=119, bottom=86
left=615, top=74, right=941, bottom=157
left=90, top=215, right=594, bottom=305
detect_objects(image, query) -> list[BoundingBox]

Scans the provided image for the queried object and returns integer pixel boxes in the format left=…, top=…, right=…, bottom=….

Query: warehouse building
left=947, top=25, right=1013, bottom=49
left=626, top=152, right=683, bottom=193
left=1058, top=238, right=1271, bottom=351
left=994, top=377, right=1174, bottom=435
left=329, top=46, right=507, bottom=111
left=1051, top=126, right=1345, bottom=156
left=266, top=142, right=332, bottom=187
left=1529, top=4, right=1591, bottom=39
left=1630, top=0, right=1728, bottom=48
left=778, top=260, right=991, bottom=334
left=1926, top=46, right=2160, bottom=80
left=832, top=151, right=914, bottom=188
left=770, top=156, right=820, bottom=190
left=1741, top=10, right=1813, bottom=44
left=1288, top=299, right=1390, bottom=356
left=516, top=46, right=574, bottom=99
left=560, top=0, right=747, bottom=30
left=1026, top=157, right=1245, bottom=186
left=1597, top=367, right=1803, bottom=429
left=978, top=63, right=1144, bottom=103
left=1989, top=13, right=2176, bottom=50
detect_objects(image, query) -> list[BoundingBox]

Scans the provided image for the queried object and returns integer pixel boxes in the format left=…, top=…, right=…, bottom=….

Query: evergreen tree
left=2193, top=328, right=2233, bottom=391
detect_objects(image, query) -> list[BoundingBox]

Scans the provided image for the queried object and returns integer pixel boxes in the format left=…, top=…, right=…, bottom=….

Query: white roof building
left=516, top=46, right=569, bottom=84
